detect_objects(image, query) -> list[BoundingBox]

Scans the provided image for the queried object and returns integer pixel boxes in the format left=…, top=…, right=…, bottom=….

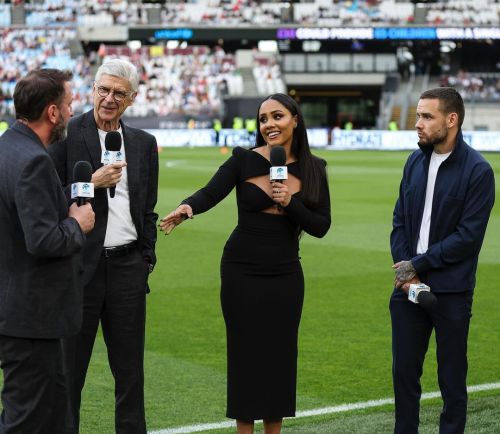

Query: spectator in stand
left=441, top=70, right=500, bottom=102
left=0, top=28, right=94, bottom=117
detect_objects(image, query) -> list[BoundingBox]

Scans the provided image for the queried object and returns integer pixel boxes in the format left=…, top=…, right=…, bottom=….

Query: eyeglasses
left=94, top=84, right=132, bottom=102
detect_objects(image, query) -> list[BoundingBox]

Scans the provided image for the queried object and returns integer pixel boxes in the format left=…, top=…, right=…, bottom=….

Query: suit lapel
left=81, top=111, right=103, bottom=170
left=122, top=123, right=140, bottom=223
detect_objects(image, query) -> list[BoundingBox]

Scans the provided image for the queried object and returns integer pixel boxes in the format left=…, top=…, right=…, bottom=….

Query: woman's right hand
left=158, top=204, right=193, bottom=235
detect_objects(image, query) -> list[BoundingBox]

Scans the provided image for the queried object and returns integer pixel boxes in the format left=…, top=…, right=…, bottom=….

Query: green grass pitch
left=2, top=148, right=500, bottom=433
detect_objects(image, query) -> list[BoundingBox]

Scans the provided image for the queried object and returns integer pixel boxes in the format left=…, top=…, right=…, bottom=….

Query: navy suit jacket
left=391, top=131, right=495, bottom=295
left=0, top=122, right=85, bottom=338
left=48, top=110, right=159, bottom=287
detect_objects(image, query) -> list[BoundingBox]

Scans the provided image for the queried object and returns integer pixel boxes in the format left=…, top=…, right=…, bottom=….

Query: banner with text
left=144, top=128, right=500, bottom=152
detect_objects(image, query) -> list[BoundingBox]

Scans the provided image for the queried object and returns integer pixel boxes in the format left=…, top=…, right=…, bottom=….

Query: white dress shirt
left=97, top=127, right=138, bottom=247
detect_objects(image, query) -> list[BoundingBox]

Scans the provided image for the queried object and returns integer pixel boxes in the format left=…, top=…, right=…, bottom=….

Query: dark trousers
left=0, top=336, right=66, bottom=434
left=63, top=248, right=148, bottom=434
left=390, top=292, right=473, bottom=434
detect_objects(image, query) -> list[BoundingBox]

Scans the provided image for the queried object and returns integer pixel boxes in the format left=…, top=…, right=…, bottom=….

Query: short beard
left=418, top=129, right=447, bottom=148
left=49, top=114, right=68, bottom=143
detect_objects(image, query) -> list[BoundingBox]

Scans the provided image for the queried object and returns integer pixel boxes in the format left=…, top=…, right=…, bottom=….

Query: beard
left=49, top=113, right=68, bottom=143
left=417, top=129, right=447, bottom=147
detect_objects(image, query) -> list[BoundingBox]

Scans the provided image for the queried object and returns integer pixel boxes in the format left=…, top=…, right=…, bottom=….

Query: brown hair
left=420, top=87, right=465, bottom=129
left=14, top=69, right=73, bottom=122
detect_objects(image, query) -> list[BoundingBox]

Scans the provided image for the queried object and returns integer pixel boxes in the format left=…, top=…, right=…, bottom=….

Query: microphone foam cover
left=417, top=291, right=438, bottom=311
left=73, top=160, right=92, bottom=183
left=105, top=131, right=121, bottom=151
left=270, top=146, right=286, bottom=166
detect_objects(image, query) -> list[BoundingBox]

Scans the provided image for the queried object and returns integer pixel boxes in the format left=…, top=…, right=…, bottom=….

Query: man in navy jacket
left=390, top=87, right=495, bottom=434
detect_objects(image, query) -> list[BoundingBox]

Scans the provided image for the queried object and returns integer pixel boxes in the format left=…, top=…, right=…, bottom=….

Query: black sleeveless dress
left=182, top=147, right=331, bottom=420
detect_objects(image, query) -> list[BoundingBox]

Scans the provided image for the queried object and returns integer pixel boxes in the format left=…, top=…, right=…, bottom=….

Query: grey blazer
left=48, top=110, right=159, bottom=287
left=0, top=122, right=85, bottom=339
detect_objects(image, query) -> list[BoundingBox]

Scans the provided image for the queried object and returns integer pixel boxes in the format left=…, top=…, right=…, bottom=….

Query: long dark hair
left=255, top=93, right=326, bottom=207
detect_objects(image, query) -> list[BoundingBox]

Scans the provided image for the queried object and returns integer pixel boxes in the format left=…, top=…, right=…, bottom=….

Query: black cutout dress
left=182, top=147, right=331, bottom=420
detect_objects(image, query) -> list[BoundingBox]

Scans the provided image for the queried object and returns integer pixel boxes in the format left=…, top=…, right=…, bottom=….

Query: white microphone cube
left=101, top=150, right=124, bottom=164
left=71, top=182, right=94, bottom=199
left=270, top=166, right=288, bottom=181
left=408, top=283, right=431, bottom=304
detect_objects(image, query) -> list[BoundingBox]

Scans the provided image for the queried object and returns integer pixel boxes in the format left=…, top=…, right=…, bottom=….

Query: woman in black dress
left=159, top=93, right=331, bottom=434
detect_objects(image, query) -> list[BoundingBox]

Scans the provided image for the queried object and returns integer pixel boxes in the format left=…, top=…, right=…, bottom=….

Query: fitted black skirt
left=220, top=212, right=304, bottom=420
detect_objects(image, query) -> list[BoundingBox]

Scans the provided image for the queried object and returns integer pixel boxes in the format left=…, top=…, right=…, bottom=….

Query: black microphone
left=417, top=291, right=439, bottom=311
left=408, top=283, right=438, bottom=311
left=269, top=146, right=287, bottom=183
left=104, top=131, right=122, bottom=198
left=71, top=161, right=94, bottom=207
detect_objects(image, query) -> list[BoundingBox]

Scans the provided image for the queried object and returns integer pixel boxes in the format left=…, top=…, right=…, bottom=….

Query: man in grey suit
left=0, top=69, right=95, bottom=433
left=49, top=59, right=159, bottom=434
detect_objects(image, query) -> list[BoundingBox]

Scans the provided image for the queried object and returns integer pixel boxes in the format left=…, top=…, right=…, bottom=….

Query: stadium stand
left=441, top=72, right=500, bottom=102
left=425, top=0, right=500, bottom=25
left=1, top=0, right=500, bottom=130
left=6, top=0, right=500, bottom=27
left=0, top=27, right=93, bottom=116
left=293, top=0, right=413, bottom=26
left=24, top=0, right=78, bottom=26
left=78, top=0, right=128, bottom=27
left=0, top=21, right=243, bottom=118
left=99, top=44, right=243, bottom=117
left=0, top=4, right=11, bottom=26
left=128, top=0, right=285, bottom=26
left=252, top=54, right=286, bottom=96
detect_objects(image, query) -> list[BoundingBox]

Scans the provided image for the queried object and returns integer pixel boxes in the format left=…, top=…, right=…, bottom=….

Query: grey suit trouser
left=0, top=336, right=66, bottom=434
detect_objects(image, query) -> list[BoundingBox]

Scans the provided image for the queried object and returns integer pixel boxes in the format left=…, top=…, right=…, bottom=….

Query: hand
left=69, top=202, right=95, bottom=234
left=158, top=204, right=193, bottom=235
left=400, top=276, right=422, bottom=295
left=271, top=181, right=291, bottom=207
left=91, top=162, right=127, bottom=189
left=392, top=260, right=416, bottom=287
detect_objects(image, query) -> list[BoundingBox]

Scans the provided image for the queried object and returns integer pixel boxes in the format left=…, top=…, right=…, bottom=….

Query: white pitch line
left=148, top=382, right=500, bottom=434
left=165, top=160, right=185, bottom=168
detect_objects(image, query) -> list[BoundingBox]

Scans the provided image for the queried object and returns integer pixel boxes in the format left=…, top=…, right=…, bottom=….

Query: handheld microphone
left=104, top=131, right=122, bottom=198
left=269, top=146, right=287, bottom=183
left=71, top=161, right=94, bottom=206
left=408, top=283, right=438, bottom=311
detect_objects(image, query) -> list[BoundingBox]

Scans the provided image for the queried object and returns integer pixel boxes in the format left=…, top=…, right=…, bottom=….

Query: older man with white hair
left=49, top=59, right=159, bottom=434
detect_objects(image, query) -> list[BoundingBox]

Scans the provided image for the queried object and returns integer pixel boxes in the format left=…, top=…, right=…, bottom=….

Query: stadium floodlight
left=440, top=41, right=457, bottom=53
left=302, top=40, right=321, bottom=52
left=258, top=40, right=278, bottom=53
left=127, top=40, right=141, bottom=51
